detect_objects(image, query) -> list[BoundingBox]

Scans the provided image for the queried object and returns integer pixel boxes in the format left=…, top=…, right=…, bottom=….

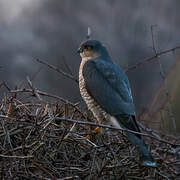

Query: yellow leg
left=94, top=116, right=105, bottom=134
left=94, top=126, right=103, bottom=134
left=86, top=117, right=105, bottom=139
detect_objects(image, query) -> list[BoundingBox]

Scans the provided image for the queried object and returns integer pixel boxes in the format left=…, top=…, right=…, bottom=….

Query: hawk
left=78, top=39, right=156, bottom=167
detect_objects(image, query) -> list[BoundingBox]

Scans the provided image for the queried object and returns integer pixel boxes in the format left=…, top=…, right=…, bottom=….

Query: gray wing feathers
left=95, top=60, right=133, bottom=102
left=82, top=59, right=135, bottom=115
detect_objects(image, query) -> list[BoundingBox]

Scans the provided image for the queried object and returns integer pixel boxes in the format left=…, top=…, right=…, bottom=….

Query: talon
left=85, top=127, right=103, bottom=140
left=85, top=135, right=91, bottom=139
left=94, top=127, right=103, bottom=134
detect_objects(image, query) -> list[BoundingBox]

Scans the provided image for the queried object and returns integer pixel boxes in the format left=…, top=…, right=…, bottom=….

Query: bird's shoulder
left=83, top=58, right=130, bottom=88
left=84, top=58, right=125, bottom=76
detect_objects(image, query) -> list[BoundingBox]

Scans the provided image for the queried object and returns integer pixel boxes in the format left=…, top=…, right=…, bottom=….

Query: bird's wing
left=82, top=59, right=135, bottom=115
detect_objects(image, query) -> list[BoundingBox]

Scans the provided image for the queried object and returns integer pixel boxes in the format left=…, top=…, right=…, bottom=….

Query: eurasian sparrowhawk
left=78, top=39, right=156, bottom=167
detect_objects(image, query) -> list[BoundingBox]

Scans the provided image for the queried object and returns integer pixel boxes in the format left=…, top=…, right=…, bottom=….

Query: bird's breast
left=79, top=59, right=109, bottom=121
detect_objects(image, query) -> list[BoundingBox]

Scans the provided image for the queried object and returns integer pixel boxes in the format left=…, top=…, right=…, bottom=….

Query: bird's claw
left=94, top=127, right=103, bottom=134
left=85, top=127, right=103, bottom=140
left=85, top=135, right=91, bottom=140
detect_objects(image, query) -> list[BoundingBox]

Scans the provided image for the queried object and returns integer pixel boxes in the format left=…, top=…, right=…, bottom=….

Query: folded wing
left=82, top=59, right=135, bottom=116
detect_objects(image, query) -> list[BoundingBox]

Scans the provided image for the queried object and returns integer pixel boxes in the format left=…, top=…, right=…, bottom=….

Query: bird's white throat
left=80, top=51, right=100, bottom=61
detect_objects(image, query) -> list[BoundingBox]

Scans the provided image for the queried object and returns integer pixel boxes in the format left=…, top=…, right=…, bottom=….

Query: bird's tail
left=115, top=115, right=156, bottom=167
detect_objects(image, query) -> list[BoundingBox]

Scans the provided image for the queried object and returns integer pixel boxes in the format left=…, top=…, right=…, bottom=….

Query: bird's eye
left=87, top=46, right=92, bottom=51
left=84, top=45, right=93, bottom=51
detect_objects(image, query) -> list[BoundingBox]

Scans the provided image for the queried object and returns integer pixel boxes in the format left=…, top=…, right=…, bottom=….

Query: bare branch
left=34, top=44, right=180, bottom=85
left=11, top=88, right=77, bottom=106
left=35, top=58, right=78, bottom=83
left=10, top=88, right=88, bottom=120
left=126, top=45, right=180, bottom=72
left=61, top=56, right=73, bottom=76
left=150, top=26, right=177, bottom=134
left=26, top=76, right=44, bottom=103
left=2, top=81, right=11, bottom=91
left=0, top=86, right=179, bottom=179
left=55, top=117, right=180, bottom=146
left=0, top=154, right=33, bottom=159
left=150, top=24, right=158, bottom=54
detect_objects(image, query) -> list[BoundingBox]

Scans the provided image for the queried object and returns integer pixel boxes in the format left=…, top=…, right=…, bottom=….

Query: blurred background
left=0, top=0, right=180, bottom=134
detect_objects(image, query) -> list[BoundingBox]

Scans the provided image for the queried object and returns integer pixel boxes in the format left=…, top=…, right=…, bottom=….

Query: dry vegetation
left=0, top=39, right=180, bottom=179
left=0, top=81, right=179, bottom=180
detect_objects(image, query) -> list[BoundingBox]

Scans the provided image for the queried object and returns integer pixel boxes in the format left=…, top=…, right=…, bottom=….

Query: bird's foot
left=85, top=135, right=91, bottom=140
left=93, top=117, right=105, bottom=134
left=85, top=117, right=105, bottom=139
left=94, top=127, right=103, bottom=134
left=85, top=127, right=103, bottom=140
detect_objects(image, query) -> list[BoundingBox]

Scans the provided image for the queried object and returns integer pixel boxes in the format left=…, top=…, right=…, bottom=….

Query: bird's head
left=77, top=40, right=110, bottom=60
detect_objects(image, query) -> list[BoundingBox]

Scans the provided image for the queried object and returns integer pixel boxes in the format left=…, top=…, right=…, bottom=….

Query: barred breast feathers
left=79, top=57, right=109, bottom=122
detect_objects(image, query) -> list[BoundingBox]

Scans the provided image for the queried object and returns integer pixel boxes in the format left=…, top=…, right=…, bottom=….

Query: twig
left=10, top=88, right=89, bottom=120
left=2, top=81, right=11, bottom=91
left=26, top=76, right=43, bottom=102
left=150, top=24, right=158, bottom=55
left=14, top=98, right=32, bottom=114
left=35, top=59, right=78, bottom=83
left=137, top=121, right=161, bottom=140
left=97, top=160, right=108, bottom=178
left=43, top=117, right=55, bottom=130
left=35, top=46, right=180, bottom=84
left=150, top=25, right=177, bottom=134
left=61, top=56, right=73, bottom=76
left=0, top=154, right=33, bottom=159
left=73, top=133, right=98, bottom=147
left=11, top=88, right=68, bottom=103
left=32, top=160, right=57, bottom=180
left=55, top=117, right=180, bottom=146
left=0, top=88, right=179, bottom=178
left=59, top=176, right=79, bottom=180
left=158, top=58, right=176, bottom=133
left=89, top=149, right=97, bottom=179
left=156, top=170, right=171, bottom=180
left=11, top=89, right=75, bottom=106
left=1, top=119, right=13, bottom=148
left=63, top=123, right=77, bottom=140
left=126, top=45, right=180, bottom=72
